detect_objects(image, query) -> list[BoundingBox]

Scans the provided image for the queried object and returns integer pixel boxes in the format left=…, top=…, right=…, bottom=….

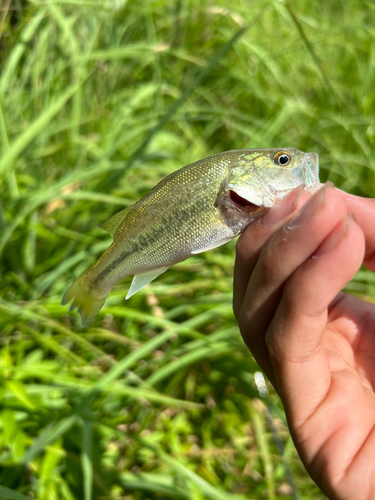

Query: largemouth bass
left=62, top=148, right=319, bottom=326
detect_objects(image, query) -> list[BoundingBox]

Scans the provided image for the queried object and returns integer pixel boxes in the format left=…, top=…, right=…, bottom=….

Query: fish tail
left=62, top=274, right=109, bottom=327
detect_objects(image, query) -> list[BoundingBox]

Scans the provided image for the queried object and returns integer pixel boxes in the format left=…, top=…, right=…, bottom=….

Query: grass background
left=1, top=0, right=375, bottom=498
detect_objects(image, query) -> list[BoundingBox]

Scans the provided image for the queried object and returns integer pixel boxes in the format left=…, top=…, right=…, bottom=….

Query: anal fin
left=126, top=267, right=169, bottom=299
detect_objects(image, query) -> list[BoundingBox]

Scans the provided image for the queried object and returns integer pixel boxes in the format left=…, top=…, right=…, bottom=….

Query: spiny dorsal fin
left=99, top=206, right=132, bottom=237
left=126, top=267, right=168, bottom=299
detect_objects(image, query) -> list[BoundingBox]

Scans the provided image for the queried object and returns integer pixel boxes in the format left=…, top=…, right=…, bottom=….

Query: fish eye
left=274, top=151, right=292, bottom=166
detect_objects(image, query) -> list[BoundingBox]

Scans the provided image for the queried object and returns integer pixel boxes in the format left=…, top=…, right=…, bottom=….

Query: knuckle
left=237, top=310, right=255, bottom=348
left=264, top=331, right=277, bottom=358
left=237, top=309, right=248, bottom=336
left=258, top=243, right=283, bottom=283
left=235, top=236, right=245, bottom=258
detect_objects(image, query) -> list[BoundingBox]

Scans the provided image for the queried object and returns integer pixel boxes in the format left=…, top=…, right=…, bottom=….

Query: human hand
left=234, top=184, right=375, bottom=499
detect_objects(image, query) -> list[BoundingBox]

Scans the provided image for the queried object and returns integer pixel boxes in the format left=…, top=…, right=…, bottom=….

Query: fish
left=62, top=148, right=319, bottom=326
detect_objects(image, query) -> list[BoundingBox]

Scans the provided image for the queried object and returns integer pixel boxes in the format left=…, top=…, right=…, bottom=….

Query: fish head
left=226, top=147, right=319, bottom=208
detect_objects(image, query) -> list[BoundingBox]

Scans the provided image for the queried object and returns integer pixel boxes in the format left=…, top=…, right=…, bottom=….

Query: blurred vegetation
left=1, top=0, right=375, bottom=498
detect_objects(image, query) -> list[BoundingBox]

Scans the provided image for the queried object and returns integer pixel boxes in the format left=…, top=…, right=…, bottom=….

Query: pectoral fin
left=126, top=267, right=169, bottom=299
left=99, top=206, right=132, bottom=237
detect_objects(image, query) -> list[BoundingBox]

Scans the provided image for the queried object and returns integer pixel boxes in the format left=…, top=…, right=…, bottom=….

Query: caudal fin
left=62, top=275, right=108, bottom=327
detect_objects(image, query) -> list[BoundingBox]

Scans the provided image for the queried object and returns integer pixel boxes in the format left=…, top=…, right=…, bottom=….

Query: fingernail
left=286, top=183, right=328, bottom=230
left=312, top=213, right=353, bottom=258
left=259, top=185, right=304, bottom=227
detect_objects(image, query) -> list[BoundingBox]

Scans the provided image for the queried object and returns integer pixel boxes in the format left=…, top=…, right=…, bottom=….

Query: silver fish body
left=62, top=148, right=319, bottom=326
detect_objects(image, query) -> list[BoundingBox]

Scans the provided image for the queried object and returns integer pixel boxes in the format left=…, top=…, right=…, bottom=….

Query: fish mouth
left=229, top=190, right=262, bottom=215
left=302, top=152, right=320, bottom=192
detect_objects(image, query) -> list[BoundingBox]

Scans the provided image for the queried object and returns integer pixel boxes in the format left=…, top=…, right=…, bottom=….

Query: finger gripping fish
left=62, top=148, right=319, bottom=326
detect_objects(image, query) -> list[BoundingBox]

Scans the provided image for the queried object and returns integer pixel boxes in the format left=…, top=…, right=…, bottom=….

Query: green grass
left=1, top=0, right=374, bottom=498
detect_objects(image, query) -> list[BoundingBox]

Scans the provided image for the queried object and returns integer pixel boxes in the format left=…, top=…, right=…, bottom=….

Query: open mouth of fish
left=229, top=190, right=261, bottom=215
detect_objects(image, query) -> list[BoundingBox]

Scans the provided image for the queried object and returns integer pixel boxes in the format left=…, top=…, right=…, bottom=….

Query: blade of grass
left=90, top=309, right=234, bottom=392
left=0, top=8, right=46, bottom=94
left=82, top=418, right=93, bottom=500
left=22, top=414, right=79, bottom=465
left=145, top=344, right=229, bottom=387
left=0, top=100, right=18, bottom=198
left=61, top=190, right=134, bottom=206
left=251, top=400, right=276, bottom=500
left=22, top=324, right=86, bottom=366
left=119, top=472, right=189, bottom=498
left=147, top=445, right=250, bottom=500
left=103, top=306, right=205, bottom=339
left=47, top=3, right=84, bottom=144
left=0, top=0, right=12, bottom=39
left=0, top=78, right=88, bottom=178
left=108, top=3, right=270, bottom=183
left=265, top=405, right=299, bottom=500
left=0, top=159, right=124, bottom=256
left=0, top=300, right=113, bottom=363
left=283, top=3, right=335, bottom=97
left=93, top=329, right=181, bottom=388
left=99, top=421, right=251, bottom=500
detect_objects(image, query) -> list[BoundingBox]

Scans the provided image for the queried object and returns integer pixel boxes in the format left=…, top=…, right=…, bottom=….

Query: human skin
left=233, top=183, right=375, bottom=499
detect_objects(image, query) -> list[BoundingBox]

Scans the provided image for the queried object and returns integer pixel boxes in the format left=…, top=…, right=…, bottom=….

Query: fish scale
left=62, top=148, right=319, bottom=326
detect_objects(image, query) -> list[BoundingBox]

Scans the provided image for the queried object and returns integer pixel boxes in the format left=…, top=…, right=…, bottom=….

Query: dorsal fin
left=99, top=206, right=132, bottom=237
